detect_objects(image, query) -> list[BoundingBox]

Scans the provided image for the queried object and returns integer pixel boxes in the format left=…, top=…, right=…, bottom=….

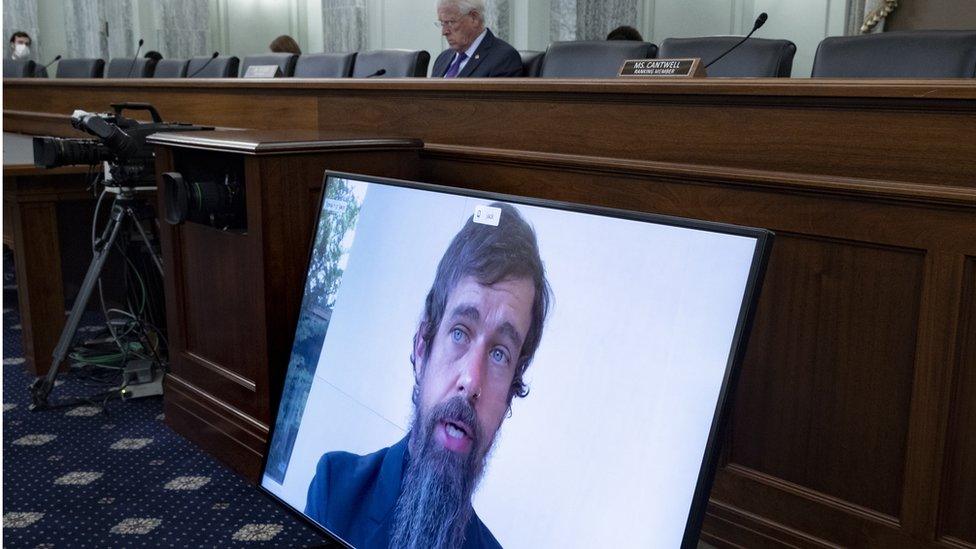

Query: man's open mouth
left=436, top=419, right=474, bottom=454
left=444, top=420, right=470, bottom=439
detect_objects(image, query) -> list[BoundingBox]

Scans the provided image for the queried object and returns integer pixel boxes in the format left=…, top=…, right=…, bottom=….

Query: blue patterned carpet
left=2, top=248, right=332, bottom=547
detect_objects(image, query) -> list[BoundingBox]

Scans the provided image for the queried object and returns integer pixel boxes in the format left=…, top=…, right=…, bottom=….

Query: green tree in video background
left=265, top=179, right=363, bottom=483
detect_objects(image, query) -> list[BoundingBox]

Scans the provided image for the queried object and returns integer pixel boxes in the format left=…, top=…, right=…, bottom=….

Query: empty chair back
left=153, top=59, right=188, bottom=78
left=105, top=57, right=155, bottom=78
left=352, top=50, right=430, bottom=77
left=519, top=50, right=545, bottom=77
left=4, top=58, right=37, bottom=78
left=240, top=53, right=298, bottom=77
left=186, top=55, right=239, bottom=78
left=540, top=41, right=658, bottom=77
left=659, top=37, right=796, bottom=77
left=812, top=30, right=976, bottom=78
left=294, top=52, right=357, bottom=77
left=56, top=58, right=105, bottom=78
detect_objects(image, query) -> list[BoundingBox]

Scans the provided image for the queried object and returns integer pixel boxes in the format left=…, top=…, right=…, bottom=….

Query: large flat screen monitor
left=261, top=172, right=772, bottom=549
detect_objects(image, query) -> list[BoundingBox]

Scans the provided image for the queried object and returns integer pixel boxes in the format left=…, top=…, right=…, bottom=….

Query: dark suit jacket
left=305, top=436, right=502, bottom=549
left=431, top=28, right=522, bottom=78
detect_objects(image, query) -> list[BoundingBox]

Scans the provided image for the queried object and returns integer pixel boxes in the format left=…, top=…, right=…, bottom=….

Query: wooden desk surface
left=146, top=129, right=423, bottom=155
left=6, top=77, right=975, bottom=549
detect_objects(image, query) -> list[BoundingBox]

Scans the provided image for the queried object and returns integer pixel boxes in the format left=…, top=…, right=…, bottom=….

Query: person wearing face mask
left=9, top=31, right=32, bottom=60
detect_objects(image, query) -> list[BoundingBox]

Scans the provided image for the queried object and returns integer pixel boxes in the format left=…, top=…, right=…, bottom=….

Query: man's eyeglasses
left=434, top=18, right=463, bottom=29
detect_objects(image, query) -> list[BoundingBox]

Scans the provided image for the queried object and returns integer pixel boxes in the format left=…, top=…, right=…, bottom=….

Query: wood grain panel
left=4, top=79, right=975, bottom=187
left=9, top=199, right=64, bottom=375
left=731, top=234, right=923, bottom=517
left=3, top=170, right=92, bottom=375
left=178, top=222, right=265, bottom=417
left=4, top=87, right=317, bottom=132
left=321, top=93, right=976, bottom=189
left=938, top=257, right=976, bottom=545
left=164, top=373, right=268, bottom=480
left=418, top=148, right=976, bottom=255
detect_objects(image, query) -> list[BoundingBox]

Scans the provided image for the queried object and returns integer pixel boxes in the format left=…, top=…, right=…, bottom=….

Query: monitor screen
left=261, top=172, right=771, bottom=549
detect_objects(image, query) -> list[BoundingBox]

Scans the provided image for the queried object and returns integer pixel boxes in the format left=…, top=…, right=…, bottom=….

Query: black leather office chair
left=240, top=53, right=298, bottom=77
left=540, top=41, right=658, bottom=77
left=152, top=59, right=188, bottom=78
left=351, top=50, right=430, bottom=77
left=293, top=53, right=357, bottom=77
left=3, top=58, right=37, bottom=78
left=812, top=30, right=976, bottom=78
left=519, top=50, right=545, bottom=77
left=659, top=37, right=796, bottom=77
left=104, top=57, right=155, bottom=78
left=55, top=58, right=105, bottom=78
left=186, top=55, right=240, bottom=78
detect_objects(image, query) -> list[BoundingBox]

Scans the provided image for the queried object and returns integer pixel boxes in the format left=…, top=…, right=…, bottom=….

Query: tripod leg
left=29, top=203, right=127, bottom=410
left=125, top=207, right=164, bottom=277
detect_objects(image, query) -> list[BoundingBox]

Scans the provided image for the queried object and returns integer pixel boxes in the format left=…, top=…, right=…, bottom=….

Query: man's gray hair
left=437, top=0, right=486, bottom=25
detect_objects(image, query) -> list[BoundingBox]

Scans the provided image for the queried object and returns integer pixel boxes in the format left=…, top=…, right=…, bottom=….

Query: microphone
left=40, top=54, right=61, bottom=70
left=187, top=52, right=219, bottom=78
left=35, top=54, right=61, bottom=77
left=126, top=38, right=144, bottom=77
left=365, top=69, right=386, bottom=78
left=703, top=12, right=768, bottom=70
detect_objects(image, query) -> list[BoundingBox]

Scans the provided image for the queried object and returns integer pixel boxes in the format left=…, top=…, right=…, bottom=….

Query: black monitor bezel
left=258, top=170, right=773, bottom=549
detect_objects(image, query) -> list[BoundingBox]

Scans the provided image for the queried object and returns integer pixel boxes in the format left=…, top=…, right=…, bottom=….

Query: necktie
left=444, top=52, right=468, bottom=78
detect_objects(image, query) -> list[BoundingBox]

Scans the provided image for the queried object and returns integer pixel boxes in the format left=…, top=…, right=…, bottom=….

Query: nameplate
left=243, top=65, right=282, bottom=78
left=618, top=58, right=706, bottom=78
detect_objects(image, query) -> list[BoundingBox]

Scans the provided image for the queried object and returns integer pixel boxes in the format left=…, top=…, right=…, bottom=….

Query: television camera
left=28, top=103, right=215, bottom=410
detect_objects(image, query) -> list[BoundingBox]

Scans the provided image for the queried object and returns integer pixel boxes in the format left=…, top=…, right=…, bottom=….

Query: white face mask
left=12, top=43, right=30, bottom=59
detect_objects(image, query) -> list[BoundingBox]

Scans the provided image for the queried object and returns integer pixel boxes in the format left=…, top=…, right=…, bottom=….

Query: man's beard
left=390, top=395, right=494, bottom=549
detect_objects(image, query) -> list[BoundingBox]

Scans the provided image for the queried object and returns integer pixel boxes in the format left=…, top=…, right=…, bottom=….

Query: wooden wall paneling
left=314, top=91, right=976, bottom=189
left=709, top=465, right=922, bottom=548
left=4, top=79, right=976, bottom=187
left=702, top=498, right=843, bottom=549
left=164, top=374, right=269, bottom=481
left=3, top=171, right=92, bottom=375
left=4, top=85, right=320, bottom=134
left=938, top=257, right=976, bottom=547
left=899, top=252, right=969, bottom=539
left=731, top=233, right=923, bottom=519
left=417, top=147, right=976, bottom=254
left=9, top=194, right=65, bottom=376
left=156, top=146, right=272, bottom=481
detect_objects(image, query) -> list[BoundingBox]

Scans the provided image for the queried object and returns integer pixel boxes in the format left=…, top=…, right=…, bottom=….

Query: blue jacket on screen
left=305, top=435, right=502, bottom=549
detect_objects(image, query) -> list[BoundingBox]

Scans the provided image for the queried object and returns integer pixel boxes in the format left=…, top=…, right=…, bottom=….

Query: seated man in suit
left=432, top=0, right=523, bottom=77
left=306, top=203, right=552, bottom=548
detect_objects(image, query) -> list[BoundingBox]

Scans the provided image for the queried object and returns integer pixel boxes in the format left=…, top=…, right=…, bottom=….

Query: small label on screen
left=324, top=198, right=348, bottom=215
left=473, top=204, right=501, bottom=226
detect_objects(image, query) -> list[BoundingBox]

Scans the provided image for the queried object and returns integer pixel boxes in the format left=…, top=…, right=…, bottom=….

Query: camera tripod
left=29, top=186, right=164, bottom=411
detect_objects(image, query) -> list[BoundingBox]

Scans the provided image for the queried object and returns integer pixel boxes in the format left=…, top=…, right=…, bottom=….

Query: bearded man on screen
left=306, top=202, right=552, bottom=549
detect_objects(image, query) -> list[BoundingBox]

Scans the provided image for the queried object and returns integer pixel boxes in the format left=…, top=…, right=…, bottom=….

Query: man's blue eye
left=451, top=328, right=465, bottom=343
left=490, top=348, right=508, bottom=364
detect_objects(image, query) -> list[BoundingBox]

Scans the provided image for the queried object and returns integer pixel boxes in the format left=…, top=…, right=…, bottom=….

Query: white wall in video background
left=267, top=179, right=758, bottom=548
